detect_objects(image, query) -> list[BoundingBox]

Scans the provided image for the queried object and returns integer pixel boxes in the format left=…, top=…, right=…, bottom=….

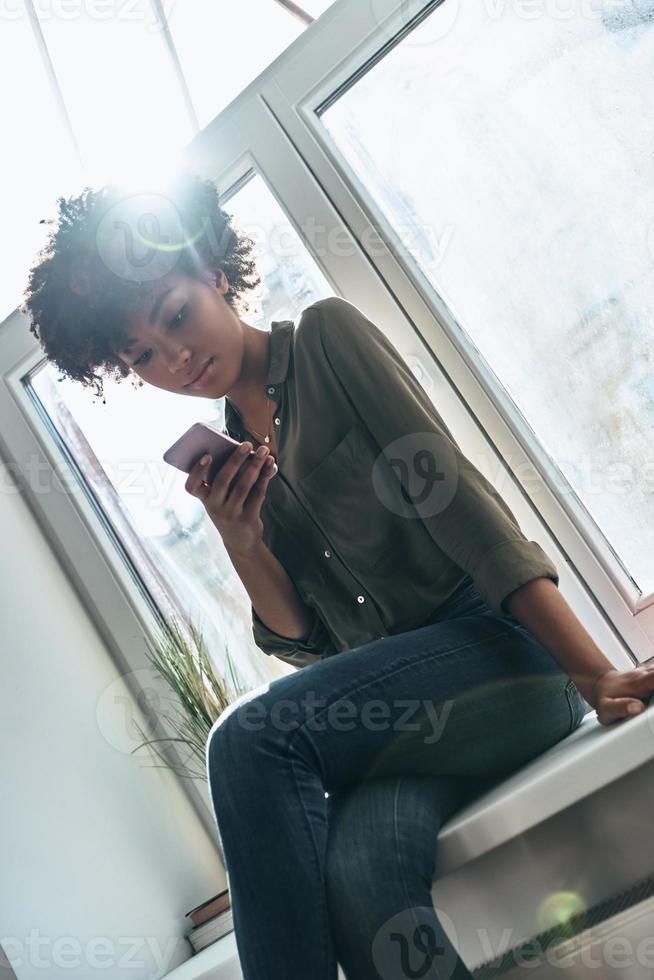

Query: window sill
left=162, top=932, right=239, bottom=980
left=162, top=931, right=347, bottom=979
left=435, top=706, right=654, bottom=877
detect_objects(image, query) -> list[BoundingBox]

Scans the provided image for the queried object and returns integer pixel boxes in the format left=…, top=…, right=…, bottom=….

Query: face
left=117, top=267, right=243, bottom=397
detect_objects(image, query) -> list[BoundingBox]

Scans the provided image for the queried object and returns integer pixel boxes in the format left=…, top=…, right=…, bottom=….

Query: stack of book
left=185, top=888, right=233, bottom=953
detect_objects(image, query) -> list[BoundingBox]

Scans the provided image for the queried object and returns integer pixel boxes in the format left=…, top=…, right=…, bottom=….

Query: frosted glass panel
left=29, top=173, right=331, bottom=690
left=37, top=0, right=193, bottom=186
left=0, top=8, right=83, bottom=324
left=322, top=0, right=654, bottom=595
left=167, top=0, right=305, bottom=129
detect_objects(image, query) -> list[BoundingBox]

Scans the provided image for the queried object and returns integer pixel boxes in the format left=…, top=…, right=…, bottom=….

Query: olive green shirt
left=223, top=296, right=559, bottom=670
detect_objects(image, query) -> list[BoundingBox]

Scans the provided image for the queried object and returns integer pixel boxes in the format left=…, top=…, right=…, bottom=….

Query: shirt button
left=357, top=595, right=365, bottom=604
left=324, top=549, right=331, bottom=558
left=274, top=417, right=281, bottom=426
left=267, top=386, right=275, bottom=395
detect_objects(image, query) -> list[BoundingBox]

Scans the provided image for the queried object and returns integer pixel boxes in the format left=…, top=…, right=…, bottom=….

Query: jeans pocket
left=564, top=679, right=586, bottom=734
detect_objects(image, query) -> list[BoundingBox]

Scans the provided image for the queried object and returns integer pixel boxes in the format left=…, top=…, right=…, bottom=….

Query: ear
left=211, top=267, right=229, bottom=293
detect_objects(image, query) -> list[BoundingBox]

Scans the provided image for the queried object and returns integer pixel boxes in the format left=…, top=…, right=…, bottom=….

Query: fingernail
left=200, top=454, right=211, bottom=465
left=629, top=703, right=643, bottom=714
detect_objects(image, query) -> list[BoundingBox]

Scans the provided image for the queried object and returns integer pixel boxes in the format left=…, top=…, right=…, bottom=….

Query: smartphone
left=163, top=422, right=278, bottom=485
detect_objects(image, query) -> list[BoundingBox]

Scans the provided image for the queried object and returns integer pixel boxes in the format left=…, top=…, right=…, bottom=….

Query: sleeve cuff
left=471, top=539, right=560, bottom=616
left=251, top=604, right=336, bottom=666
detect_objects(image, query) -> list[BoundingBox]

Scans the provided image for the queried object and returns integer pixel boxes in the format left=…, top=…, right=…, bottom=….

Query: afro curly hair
left=20, top=171, right=261, bottom=403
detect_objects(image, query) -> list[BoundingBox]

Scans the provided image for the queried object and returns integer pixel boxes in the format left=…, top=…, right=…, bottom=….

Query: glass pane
left=29, top=173, right=332, bottom=690
left=322, top=0, right=654, bottom=595
left=0, top=5, right=83, bottom=324
left=167, top=0, right=305, bottom=130
left=37, top=0, right=194, bottom=187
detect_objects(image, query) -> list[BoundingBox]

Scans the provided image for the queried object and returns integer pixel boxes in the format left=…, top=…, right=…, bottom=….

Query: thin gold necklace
left=231, top=334, right=274, bottom=446
left=244, top=392, right=272, bottom=446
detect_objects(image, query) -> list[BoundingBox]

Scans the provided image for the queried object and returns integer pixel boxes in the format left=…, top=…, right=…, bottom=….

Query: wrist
left=587, top=667, right=618, bottom=709
left=227, top=538, right=266, bottom=564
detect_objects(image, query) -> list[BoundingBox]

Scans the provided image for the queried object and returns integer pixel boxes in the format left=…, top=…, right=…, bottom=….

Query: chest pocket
left=297, top=422, right=406, bottom=574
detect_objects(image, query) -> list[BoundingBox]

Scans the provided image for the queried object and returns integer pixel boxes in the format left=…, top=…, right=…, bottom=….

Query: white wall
left=0, top=457, right=226, bottom=980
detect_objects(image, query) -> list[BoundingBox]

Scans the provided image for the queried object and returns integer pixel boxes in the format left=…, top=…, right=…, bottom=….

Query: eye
left=134, top=349, right=151, bottom=367
left=133, top=306, right=187, bottom=367
left=169, top=304, right=187, bottom=330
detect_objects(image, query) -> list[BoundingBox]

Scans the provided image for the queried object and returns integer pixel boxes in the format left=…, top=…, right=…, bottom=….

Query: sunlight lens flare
left=537, top=890, right=587, bottom=934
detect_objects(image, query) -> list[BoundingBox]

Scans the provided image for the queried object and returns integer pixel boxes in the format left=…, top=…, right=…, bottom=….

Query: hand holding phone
left=163, top=422, right=278, bottom=484
left=163, top=422, right=277, bottom=557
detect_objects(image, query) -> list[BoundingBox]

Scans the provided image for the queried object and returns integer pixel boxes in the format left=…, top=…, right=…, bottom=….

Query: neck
left=224, top=323, right=272, bottom=426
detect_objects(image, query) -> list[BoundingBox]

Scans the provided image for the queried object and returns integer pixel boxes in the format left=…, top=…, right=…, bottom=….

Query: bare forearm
left=228, top=540, right=315, bottom=641
left=504, top=578, right=615, bottom=705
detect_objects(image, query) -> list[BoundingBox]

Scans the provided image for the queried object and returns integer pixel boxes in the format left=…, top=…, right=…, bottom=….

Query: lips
left=185, top=358, right=213, bottom=387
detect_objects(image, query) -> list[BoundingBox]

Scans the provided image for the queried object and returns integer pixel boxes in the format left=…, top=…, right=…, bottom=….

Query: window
left=34, top=0, right=193, bottom=187
left=320, top=0, right=654, bottom=598
left=164, top=0, right=337, bottom=130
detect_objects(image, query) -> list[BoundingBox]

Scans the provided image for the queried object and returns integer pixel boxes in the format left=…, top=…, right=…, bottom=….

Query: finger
left=620, top=669, right=654, bottom=699
left=229, top=446, right=273, bottom=502
left=249, top=454, right=277, bottom=486
left=232, top=441, right=256, bottom=465
left=211, top=441, right=255, bottom=495
left=600, top=666, right=654, bottom=701
left=185, top=453, right=214, bottom=497
left=242, top=456, right=277, bottom=517
left=599, top=697, right=647, bottom=726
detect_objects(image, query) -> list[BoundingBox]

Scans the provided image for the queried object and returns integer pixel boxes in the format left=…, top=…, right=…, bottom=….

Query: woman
left=22, top=173, right=654, bottom=980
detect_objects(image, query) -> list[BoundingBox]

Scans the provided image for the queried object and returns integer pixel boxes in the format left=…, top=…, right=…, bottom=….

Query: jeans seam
left=394, top=777, right=425, bottom=967
left=393, top=777, right=414, bottom=912
left=393, top=778, right=445, bottom=980
left=289, top=752, right=331, bottom=977
left=287, top=624, right=522, bottom=753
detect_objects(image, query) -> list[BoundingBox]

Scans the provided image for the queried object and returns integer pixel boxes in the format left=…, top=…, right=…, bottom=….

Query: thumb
left=600, top=697, right=645, bottom=725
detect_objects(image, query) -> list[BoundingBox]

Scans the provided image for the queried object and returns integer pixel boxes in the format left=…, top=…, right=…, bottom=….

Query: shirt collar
left=224, top=318, right=294, bottom=437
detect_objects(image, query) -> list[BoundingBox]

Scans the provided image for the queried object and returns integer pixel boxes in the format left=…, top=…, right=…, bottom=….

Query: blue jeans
left=206, top=576, right=587, bottom=979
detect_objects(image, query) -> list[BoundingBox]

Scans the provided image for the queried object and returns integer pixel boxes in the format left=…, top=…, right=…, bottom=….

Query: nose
left=165, top=346, right=191, bottom=377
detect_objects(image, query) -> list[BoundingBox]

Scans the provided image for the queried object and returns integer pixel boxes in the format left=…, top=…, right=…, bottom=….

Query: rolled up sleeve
left=311, top=297, right=558, bottom=617
left=472, top=538, right=559, bottom=615
left=251, top=603, right=338, bottom=668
